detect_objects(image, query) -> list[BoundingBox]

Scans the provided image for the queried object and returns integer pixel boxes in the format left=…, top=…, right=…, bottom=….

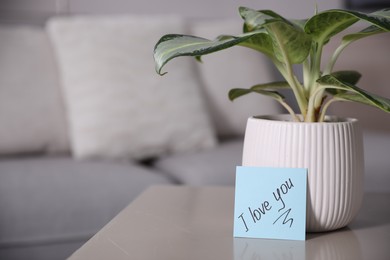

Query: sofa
left=0, top=15, right=389, bottom=260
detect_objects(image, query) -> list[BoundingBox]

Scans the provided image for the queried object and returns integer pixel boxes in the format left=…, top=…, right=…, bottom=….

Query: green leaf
left=264, top=21, right=312, bottom=64
left=305, top=8, right=390, bottom=45
left=342, top=25, right=386, bottom=43
left=331, top=70, right=361, bottom=85
left=333, top=93, right=389, bottom=108
left=337, top=26, right=388, bottom=58
left=229, top=88, right=256, bottom=100
left=235, top=30, right=275, bottom=58
left=228, top=81, right=291, bottom=101
left=346, top=8, right=390, bottom=31
left=239, top=7, right=286, bottom=31
left=238, top=6, right=312, bottom=63
left=305, top=10, right=358, bottom=44
left=318, top=74, right=390, bottom=113
left=154, top=33, right=257, bottom=75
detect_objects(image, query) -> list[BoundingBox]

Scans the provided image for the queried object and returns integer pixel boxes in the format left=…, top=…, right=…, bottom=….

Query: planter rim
left=251, top=114, right=358, bottom=125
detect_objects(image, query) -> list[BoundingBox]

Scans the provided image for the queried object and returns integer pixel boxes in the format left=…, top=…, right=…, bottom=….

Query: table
left=68, top=186, right=390, bottom=260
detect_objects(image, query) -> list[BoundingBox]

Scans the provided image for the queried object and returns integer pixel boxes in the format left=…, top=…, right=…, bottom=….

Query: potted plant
left=153, top=7, right=390, bottom=232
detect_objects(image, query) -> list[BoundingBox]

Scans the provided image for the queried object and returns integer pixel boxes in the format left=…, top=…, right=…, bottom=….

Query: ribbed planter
left=242, top=115, right=364, bottom=232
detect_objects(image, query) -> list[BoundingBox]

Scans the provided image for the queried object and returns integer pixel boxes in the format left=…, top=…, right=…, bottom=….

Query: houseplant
left=153, top=7, right=390, bottom=231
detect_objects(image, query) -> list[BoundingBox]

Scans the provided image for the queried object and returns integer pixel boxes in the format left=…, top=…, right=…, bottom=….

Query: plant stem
left=303, top=59, right=311, bottom=94
left=306, top=42, right=325, bottom=122
left=307, top=42, right=322, bottom=93
left=273, top=58, right=308, bottom=119
left=279, top=100, right=301, bottom=122
left=318, top=97, right=340, bottom=122
left=324, top=41, right=348, bottom=75
left=267, top=22, right=308, bottom=120
left=308, top=82, right=327, bottom=122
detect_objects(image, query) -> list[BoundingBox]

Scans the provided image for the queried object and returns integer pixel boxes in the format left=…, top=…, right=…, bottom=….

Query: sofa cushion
left=153, top=139, right=243, bottom=185
left=153, top=132, right=390, bottom=192
left=0, top=156, right=173, bottom=252
left=46, top=16, right=217, bottom=161
left=0, top=25, right=69, bottom=154
left=190, top=19, right=282, bottom=138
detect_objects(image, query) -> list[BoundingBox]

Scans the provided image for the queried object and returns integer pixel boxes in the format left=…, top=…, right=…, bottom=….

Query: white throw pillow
left=47, top=16, right=216, bottom=160
left=0, top=25, right=69, bottom=154
left=190, top=19, right=282, bottom=137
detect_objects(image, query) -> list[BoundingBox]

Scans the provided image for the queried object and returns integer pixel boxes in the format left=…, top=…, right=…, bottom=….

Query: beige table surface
left=68, top=185, right=390, bottom=260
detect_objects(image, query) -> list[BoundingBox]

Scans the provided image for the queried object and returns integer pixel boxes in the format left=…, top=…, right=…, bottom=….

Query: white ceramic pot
left=242, top=115, right=364, bottom=232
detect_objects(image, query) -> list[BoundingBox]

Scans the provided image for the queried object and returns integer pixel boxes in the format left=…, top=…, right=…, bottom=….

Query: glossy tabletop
left=69, top=186, right=390, bottom=260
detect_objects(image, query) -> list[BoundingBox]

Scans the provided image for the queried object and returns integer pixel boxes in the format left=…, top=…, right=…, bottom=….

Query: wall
left=0, top=0, right=343, bottom=24
left=67, top=0, right=343, bottom=18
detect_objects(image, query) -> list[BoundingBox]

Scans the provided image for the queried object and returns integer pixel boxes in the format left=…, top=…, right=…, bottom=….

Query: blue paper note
left=233, top=166, right=307, bottom=241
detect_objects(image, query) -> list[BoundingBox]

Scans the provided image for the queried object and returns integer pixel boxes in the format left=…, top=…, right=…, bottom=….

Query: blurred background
left=1, top=0, right=389, bottom=132
left=0, top=0, right=353, bottom=25
left=1, top=0, right=389, bottom=24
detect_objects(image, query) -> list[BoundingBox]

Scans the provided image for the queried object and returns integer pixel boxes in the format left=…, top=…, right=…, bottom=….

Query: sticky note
left=233, top=166, right=307, bottom=241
